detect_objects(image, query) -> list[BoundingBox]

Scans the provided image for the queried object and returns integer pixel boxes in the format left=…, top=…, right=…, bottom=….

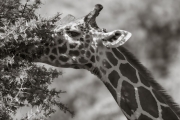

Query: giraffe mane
left=118, top=46, right=180, bottom=117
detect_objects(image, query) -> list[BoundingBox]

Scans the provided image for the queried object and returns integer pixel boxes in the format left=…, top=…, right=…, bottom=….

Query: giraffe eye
left=66, top=31, right=81, bottom=37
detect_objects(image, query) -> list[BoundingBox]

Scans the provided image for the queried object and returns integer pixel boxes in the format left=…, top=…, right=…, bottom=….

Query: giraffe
left=25, top=4, right=180, bottom=120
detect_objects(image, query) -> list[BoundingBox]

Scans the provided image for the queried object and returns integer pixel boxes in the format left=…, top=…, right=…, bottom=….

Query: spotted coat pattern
left=32, top=4, right=180, bottom=120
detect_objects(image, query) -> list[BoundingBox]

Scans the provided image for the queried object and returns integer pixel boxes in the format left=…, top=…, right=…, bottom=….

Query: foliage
left=0, top=0, right=73, bottom=119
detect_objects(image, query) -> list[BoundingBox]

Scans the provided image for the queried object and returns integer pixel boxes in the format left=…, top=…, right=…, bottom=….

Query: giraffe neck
left=94, top=46, right=180, bottom=120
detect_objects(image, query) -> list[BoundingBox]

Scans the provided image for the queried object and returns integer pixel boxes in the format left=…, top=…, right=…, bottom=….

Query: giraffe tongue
left=84, top=4, right=103, bottom=29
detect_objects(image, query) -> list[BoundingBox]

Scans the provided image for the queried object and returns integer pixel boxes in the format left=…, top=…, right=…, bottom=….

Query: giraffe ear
left=102, top=30, right=132, bottom=48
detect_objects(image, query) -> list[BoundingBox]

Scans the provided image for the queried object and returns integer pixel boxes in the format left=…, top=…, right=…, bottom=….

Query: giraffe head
left=37, top=4, right=131, bottom=70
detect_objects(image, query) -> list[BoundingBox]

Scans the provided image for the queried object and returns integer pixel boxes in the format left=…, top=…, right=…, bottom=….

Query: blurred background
left=17, top=0, right=180, bottom=120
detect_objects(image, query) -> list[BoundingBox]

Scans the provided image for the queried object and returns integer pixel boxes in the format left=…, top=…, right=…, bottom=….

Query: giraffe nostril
left=115, top=31, right=121, bottom=36
left=107, top=35, right=117, bottom=42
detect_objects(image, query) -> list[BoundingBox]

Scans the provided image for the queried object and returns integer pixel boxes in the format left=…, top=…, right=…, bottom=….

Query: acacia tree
left=0, top=0, right=73, bottom=119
